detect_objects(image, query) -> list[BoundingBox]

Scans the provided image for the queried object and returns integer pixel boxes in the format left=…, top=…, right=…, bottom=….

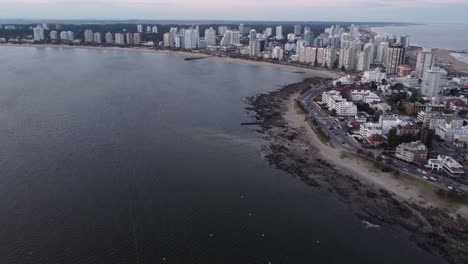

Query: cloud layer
left=1, top=0, right=468, bottom=22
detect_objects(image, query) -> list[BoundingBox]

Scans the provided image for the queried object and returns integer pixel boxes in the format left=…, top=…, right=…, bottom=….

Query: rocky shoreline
left=247, top=78, right=467, bottom=264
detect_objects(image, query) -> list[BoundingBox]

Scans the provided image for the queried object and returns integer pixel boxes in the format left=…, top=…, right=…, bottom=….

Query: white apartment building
left=379, top=115, right=412, bottom=134
left=275, top=25, right=283, bottom=40
left=421, top=66, right=447, bottom=97
left=435, top=124, right=468, bottom=142
left=272, top=46, right=283, bottom=60
left=415, top=48, right=433, bottom=79
left=418, top=112, right=463, bottom=130
left=427, top=155, right=465, bottom=177
left=361, top=68, right=387, bottom=83
left=322, top=91, right=357, bottom=117
left=350, top=90, right=381, bottom=104
left=115, top=33, right=125, bottom=45
left=322, top=47, right=336, bottom=68
left=395, top=141, right=428, bottom=164
left=33, top=26, right=45, bottom=41
left=84, top=30, right=94, bottom=43
left=360, top=122, right=383, bottom=138
left=204, top=27, right=216, bottom=46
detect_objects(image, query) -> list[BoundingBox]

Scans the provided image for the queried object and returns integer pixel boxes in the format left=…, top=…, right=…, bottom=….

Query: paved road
left=299, top=83, right=468, bottom=195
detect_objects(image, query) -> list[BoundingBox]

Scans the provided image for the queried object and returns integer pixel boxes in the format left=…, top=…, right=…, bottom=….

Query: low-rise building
left=427, top=155, right=465, bottom=177
left=361, top=68, right=387, bottom=83
left=405, top=102, right=445, bottom=115
left=418, top=112, right=463, bottom=130
left=350, top=90, right=381, bottom=104
left=370, top=102, right=392, bottom=112
left=435, top=124, right=468, bottom=142
left=360, top=122, right=383, bottom=138
left=379, top=114, right=413, bottom=135
left=322, top=91, right=357, bottom=116
left=395, top=141, right=428, bottom=164
left=397, top=64, right=412, bottom=77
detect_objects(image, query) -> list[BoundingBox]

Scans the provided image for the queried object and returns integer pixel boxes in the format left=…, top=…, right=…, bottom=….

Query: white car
left=429, top=177, right=437, bottom=181
left=422, top=176, right=429, bottom=180
left=447, top=186, right=454, bottom=190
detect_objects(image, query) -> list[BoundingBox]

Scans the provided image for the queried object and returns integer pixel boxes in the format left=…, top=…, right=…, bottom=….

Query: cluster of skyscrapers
left=32, top=24, right=158, bottom=45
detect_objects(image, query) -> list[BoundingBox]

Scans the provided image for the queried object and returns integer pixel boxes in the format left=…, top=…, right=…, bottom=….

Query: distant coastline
left=366, top=25, right=468, bottom=75
left=0, top=43, right=342, bottom=79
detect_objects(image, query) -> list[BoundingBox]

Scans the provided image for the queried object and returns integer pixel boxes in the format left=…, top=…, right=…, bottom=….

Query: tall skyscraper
left=218, top=26, right=228, bottom=36
left=33, top=25, right=45, bottom=41
left=49, top=31, right=58, bottom=42
left=126, top=33, right=134, bottom=45
left=374, top=34, right=388, bottom=45
left=239, top=24, right=245, bottom=34
left=287, top=33, right=295, bottom=42
left=204, top=27, right=216, bottom=46
left=163, top=33, right=171, bottom=47
left=115, top=33, right=125, bottom=45
left=249, top=29, right=259, bottom=57
left=137, top=24, right=143, bottom=33
left=93, top=32, right=102, bottom=44
left=349, top=24, right=359, bottom=39
left=356, top=43, right=373, bottom=72
left=339, top=47, right=357, bottom=71
left=421, top=67, right=446, bottom=97
left=220, top=30, right=240, bottom=46
left=84, top=30, right=94, bottom=43
left=105, top=32, right=113, bottom=44
left=376, top=41, right=389, bottom=64
left=415, top=48, right=433, bottom=79
left=67, top=31, right=74, bottom=41
left=184, top=28, right=198, bottom=49
left=323, top=47, right=337, bottom=68
left=304, top=31, right=314, bottom=46
left=386, top=44, right=405, bottom=74
left=133, top=33, right=142, bottom=45
left=294, top=24, right=301, bottom=36
left=146, top=26, right=151, bottom=33
left=169, top=27, right=178, bottom=47
left=60, top=31, right=70, bottom=42
left=275, top=25, right=283, bottom=40
left=264, top=28, right=272, bottom=37
left=152, top=26, right=158, bottom=33
left=399, top=35, right=410, bottom=47
left=272, top=46, right=284, bottom=60
left=304, top=26, right=311, bottom=35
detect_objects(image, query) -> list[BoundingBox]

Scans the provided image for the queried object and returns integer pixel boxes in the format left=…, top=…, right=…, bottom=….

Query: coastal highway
left=299, top=83, right=468, bottom=195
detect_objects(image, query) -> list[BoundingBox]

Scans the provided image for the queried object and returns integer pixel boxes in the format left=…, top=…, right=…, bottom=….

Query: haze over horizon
left=1, top=0, right=468, bottom=23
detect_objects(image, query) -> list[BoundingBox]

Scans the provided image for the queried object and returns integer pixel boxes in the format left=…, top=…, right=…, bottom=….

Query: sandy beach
left=284, top=92, right=468, bottom=218
left=433, top=49, right=468, bottom=75
left=0, top=43, right=341, bottom=79
left=249, top=79, right=468, bottom=263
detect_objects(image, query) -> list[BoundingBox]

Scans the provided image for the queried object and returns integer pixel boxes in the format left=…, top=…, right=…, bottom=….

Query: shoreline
left=248, top=78, right=468, bottom=264
left=364, top=27, right=468, bottom=75
left=0, top=43, right=342, bottom=79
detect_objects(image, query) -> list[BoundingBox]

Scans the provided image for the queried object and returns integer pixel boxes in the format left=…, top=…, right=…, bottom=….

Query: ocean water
left=372, top=23, right=468, bottom=64
left=0, top=46, right=447, bottom=264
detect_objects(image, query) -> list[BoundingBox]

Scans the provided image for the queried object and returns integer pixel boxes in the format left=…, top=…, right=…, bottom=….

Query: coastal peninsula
left=248, top=78, right=468, bottom=264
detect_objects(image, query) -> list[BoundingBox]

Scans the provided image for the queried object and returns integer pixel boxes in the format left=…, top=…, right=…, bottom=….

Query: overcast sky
left=1, top=0, right=468, bottom=23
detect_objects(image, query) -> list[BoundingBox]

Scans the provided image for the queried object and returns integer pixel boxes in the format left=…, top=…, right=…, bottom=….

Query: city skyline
left=1, top=0, right=468, bottom=23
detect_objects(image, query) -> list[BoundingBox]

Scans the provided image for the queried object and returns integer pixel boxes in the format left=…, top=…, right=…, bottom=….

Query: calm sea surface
left=0, top=46, right=447, bottom=264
